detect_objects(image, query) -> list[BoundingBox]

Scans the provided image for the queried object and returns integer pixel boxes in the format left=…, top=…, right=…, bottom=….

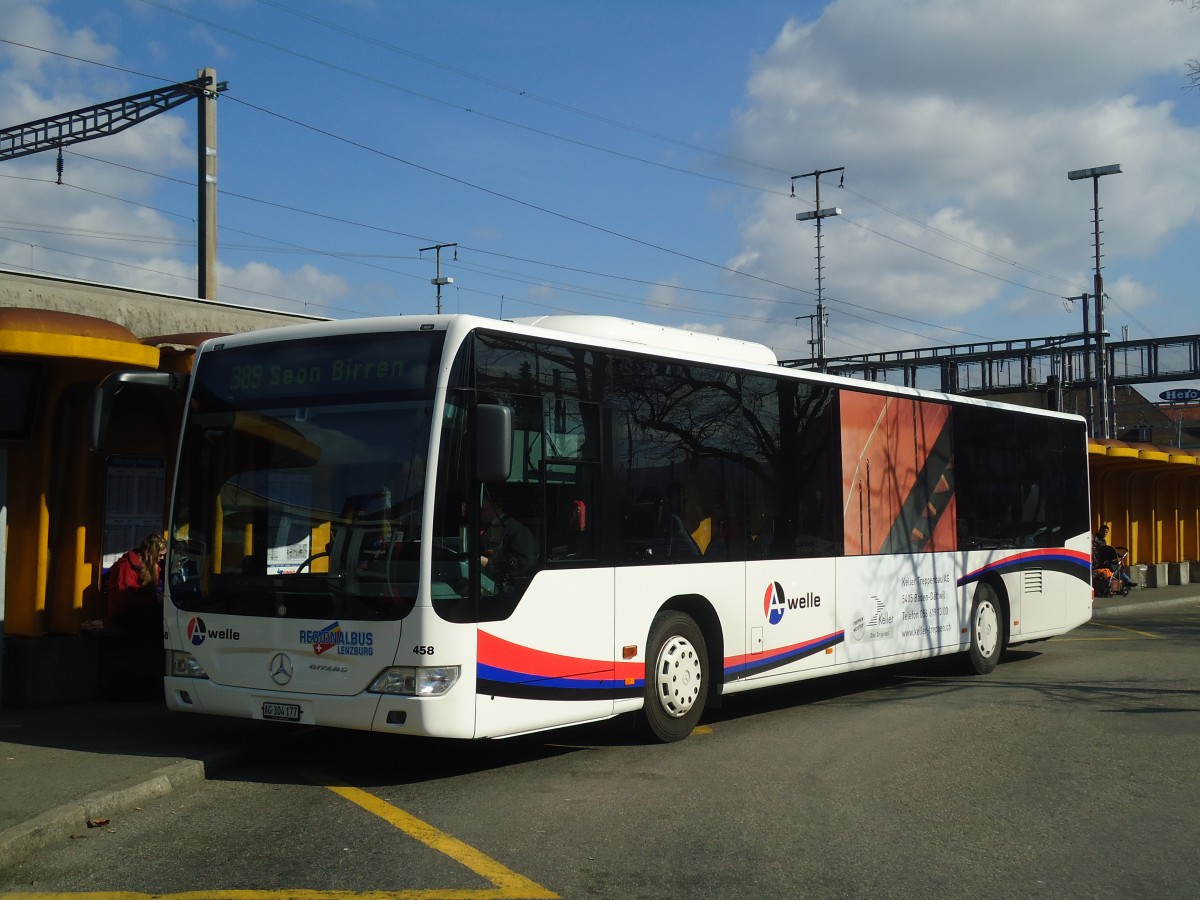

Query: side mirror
left=91, top=371, right=186, bottom=451
left=475, top=404, right=513, bottom=482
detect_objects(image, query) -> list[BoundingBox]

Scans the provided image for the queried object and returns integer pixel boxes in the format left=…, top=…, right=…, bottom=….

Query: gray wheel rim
left=974, top=599, right=999, bottom=659
left=653, top=634, right=702, bottom=718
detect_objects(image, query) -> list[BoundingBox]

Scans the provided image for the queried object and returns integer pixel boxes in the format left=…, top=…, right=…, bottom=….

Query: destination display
left=199, top=331, right=444, bottom=404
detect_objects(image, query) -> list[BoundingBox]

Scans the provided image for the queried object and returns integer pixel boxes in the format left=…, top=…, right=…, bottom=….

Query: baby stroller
left=1092, top=544, right=1132, bottom=598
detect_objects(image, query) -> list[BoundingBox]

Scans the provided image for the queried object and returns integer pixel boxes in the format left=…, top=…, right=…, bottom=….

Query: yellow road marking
left=1093, top=621, right=1162, bottom=639
left=1, top=773, right=558, bottom=900
left=309, top=769, right=558, bottom=899
left=2, top=892, right=541, bottom=899
left=1056, top=622, right=1163, bottom=641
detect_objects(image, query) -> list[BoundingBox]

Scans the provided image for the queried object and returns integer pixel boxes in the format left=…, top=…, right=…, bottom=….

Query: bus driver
left=479, top=494, right=537, bottom=591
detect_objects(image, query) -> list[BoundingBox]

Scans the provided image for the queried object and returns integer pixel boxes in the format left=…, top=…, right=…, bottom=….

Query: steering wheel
left=295, top=550, right=330, bottom=573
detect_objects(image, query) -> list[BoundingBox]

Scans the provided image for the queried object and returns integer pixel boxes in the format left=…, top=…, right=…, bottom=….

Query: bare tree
left=1174, top=0, right=1200, bottom=89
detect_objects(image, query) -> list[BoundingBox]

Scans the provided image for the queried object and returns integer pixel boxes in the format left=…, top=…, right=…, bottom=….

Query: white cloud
left=526, top=282, right=557, bottom=301
left=218, top=261, right=349, bottom=315
left=679, top=320, right=727, bottom=337
left=0, top=0, right=348, bottom=312
left=728, top=0, right=1200, bottom=358
left=645, top=277, right=685, bottom=313
left=1, top=2, right=117, bottom=84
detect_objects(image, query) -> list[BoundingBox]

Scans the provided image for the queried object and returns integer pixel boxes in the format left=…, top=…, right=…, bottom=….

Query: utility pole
left=791, top=167, right=844, bottom=368
left=1068, top=164, right=1121, bottom=438
left=0, top=70, right=228, bottom=300
left=197, top=68, right=219, bottom=301
left=419, top=242, right=457, bottom=314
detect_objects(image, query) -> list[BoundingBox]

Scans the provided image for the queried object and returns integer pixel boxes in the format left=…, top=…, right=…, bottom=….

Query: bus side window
left=545, top=461, right=599, bottom=563
left=482, top=395, right=543, bottom=598
left=742, top=374, right=842, bottom=560
left=542, top=399, right=600, bottom=565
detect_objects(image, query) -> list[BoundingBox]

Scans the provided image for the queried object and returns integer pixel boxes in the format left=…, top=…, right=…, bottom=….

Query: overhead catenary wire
left=0, top=29, right=1115, bottom=348
left=0, top=33, right=1088, bottom=305
left=0, top=172, right=1001, bottom=350
left=9, top=149, right=990, bottom=345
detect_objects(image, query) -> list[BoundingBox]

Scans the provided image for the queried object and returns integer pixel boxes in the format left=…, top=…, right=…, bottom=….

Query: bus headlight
left=369, top=665, right=460, bottom=696
left=168, top=650, right=208, bottom=679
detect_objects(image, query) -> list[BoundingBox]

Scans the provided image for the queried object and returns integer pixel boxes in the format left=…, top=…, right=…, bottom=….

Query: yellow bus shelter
left=0, top=308, right=212, bottom=704
left=1089, top=438, right=1200, bottom=568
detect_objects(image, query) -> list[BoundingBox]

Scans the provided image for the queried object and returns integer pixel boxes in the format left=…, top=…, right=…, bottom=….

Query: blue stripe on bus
left=726, top=631, right=846, bottom=680
left=957, top=549, right=1092, bottom=586
left=477, top=664, right=644, bottom=701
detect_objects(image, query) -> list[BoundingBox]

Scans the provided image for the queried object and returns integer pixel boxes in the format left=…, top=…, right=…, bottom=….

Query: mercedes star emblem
left=269, top=652, right=293, bottom=686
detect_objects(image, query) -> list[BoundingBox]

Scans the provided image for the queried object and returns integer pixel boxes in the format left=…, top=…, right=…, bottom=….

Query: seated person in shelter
left=1092, top=524, right=1118, bottom=567
left=107, top=532, right=167, bottom=635
left=480, top=494, right=537, bottom=590
left=1092, top=523, right=1133, bottom=587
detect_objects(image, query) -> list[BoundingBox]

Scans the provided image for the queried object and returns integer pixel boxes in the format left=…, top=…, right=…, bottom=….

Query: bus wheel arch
left=637, top=596, right=719, bottom=742
left=966, top=579, right=1007, bottom=675
left=664, top=594, right=724, bottom=707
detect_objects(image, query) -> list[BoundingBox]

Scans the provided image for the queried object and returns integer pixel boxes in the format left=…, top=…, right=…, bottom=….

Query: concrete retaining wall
left=0, top=270, right=323, bottom=339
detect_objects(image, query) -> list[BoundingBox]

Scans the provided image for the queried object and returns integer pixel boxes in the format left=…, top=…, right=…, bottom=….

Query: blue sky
left=2, top=0, right=1199, bottom=394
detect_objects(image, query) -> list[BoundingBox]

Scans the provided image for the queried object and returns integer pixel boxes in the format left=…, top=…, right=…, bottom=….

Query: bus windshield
left=168, top=330, right=444, bottom=621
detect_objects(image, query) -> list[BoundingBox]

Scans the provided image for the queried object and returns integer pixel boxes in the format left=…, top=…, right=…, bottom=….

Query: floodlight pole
left=792, top=167, right=844, bottom=368
left=1067, top=164, right=1121, bottom=438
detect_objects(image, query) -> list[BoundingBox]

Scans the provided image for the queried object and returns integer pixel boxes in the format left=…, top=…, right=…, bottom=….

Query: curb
left=0, top=758, right=203, bottom=873
left=0, top=747, right=246, bottom=874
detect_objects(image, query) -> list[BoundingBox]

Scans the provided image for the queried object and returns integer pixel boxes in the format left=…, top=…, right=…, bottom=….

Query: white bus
left=105, top=314, right=1092, bottom=742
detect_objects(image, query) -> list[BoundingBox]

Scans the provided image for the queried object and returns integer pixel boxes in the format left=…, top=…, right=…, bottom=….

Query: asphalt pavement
left=1, top=581, right=1198, bottom=873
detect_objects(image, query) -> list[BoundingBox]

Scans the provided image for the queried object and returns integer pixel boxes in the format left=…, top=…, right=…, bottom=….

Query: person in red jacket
left=107, top=533, right=167, bottom=634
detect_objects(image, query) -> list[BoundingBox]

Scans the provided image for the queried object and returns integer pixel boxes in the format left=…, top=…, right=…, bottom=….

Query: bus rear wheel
left=638, top=611, right=708, bottom=743
left=966, top=583, right=1003, bottom=675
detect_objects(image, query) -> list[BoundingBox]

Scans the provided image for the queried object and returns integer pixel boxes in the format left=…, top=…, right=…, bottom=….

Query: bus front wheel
left=966, top=583, right=1003, bottom=675
left=638, top=611, right=708, bottom=743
